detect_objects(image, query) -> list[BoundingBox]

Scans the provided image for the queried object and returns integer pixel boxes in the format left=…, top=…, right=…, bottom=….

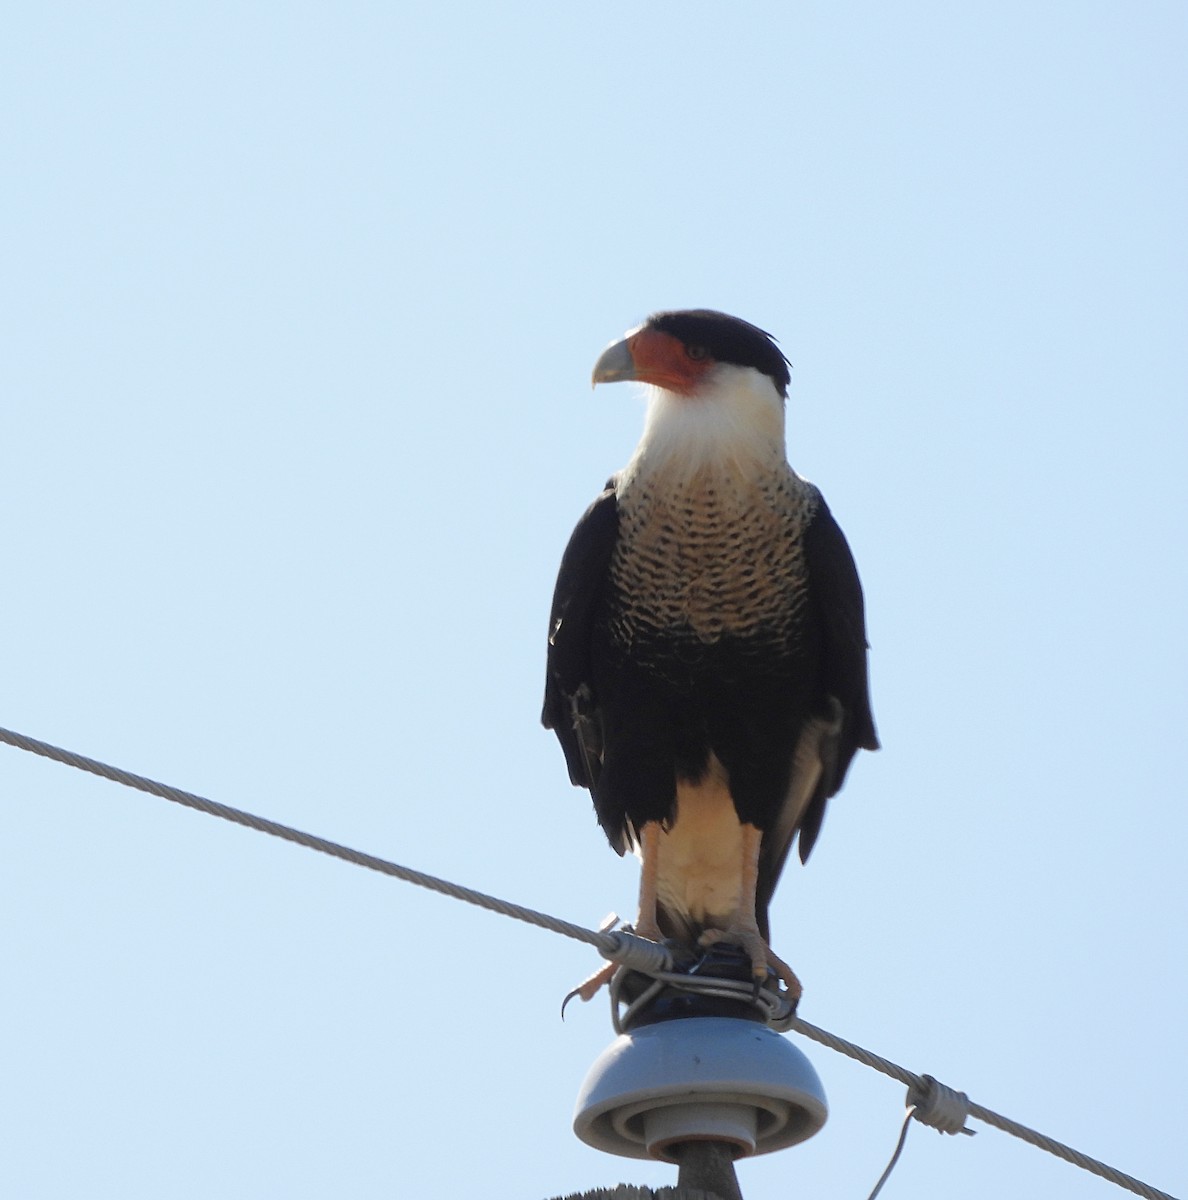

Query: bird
left=543, top=309, right=878, bottom=1004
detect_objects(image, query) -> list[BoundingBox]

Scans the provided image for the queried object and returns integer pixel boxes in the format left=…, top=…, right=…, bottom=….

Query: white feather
left=619, top=365, right=788, bottom=489
left=632, top=753, right=746, bottom=929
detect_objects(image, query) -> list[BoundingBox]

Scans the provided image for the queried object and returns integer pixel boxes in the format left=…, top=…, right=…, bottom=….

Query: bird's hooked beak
left=590, top=332, right=641, bottom=387
left=591, top=326, right=710, bottom=395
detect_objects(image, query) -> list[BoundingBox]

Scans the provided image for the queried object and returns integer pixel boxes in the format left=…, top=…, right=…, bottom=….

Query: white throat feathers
left=620, top=364, right=788, bottom=490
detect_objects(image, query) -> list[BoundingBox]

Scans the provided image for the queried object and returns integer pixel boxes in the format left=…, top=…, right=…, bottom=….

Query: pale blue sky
left=2, top=4, right=1185, bottom=1198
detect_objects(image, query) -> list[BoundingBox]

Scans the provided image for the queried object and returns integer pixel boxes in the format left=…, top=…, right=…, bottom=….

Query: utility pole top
left=547, top=1187, right=725, bottom=1200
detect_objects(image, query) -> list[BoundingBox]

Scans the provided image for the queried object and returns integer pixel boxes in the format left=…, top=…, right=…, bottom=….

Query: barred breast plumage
left=608, top=463, right=819, bottom=651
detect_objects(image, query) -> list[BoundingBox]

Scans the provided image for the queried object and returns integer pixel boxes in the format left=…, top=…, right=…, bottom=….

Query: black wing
left=756, top=492, right=879, bottom=927
left=794, top=494, right=879, bottom=862
left=542, top=480, right=620, bottom=792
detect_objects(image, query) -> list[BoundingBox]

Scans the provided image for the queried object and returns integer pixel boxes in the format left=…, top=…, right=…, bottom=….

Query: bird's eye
left=686, top=345, right=708, bottom=361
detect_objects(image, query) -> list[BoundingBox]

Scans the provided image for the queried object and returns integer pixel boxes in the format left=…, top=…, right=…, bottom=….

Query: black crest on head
left=647, top=309, right=792, bottom=397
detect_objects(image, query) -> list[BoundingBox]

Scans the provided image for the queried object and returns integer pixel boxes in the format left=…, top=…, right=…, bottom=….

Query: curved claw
left=560, top=961, right=618, bottom=1019
left=699, top=925, right=804, bottom=1004
left=560, top=987, right=581, bottom=1021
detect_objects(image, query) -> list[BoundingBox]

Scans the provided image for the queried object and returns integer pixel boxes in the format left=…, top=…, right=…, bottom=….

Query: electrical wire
left=865, top=1106, right=916, bottom=1200
left=0, top=724, right=1179, bottom=1200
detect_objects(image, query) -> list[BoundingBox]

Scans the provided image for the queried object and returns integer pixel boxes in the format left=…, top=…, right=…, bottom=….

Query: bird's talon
left=697, top=921, right=803, bottom=1002
left=561, top=961, right=617, bottom=1017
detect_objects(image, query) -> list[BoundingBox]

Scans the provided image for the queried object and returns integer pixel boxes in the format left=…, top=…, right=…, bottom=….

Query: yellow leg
left=633, top=821, right=662, bottom=941
left=698, top=824, right=803, bottom=1001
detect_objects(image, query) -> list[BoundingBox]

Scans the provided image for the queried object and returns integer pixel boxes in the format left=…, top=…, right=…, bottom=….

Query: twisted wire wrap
left=599, top=930, right=674, bottom=974
left=908, top=1074, right=973, bottom=1135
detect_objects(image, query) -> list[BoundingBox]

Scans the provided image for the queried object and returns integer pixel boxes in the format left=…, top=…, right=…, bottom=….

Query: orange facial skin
left=624, top=328, right=715, bottom=395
